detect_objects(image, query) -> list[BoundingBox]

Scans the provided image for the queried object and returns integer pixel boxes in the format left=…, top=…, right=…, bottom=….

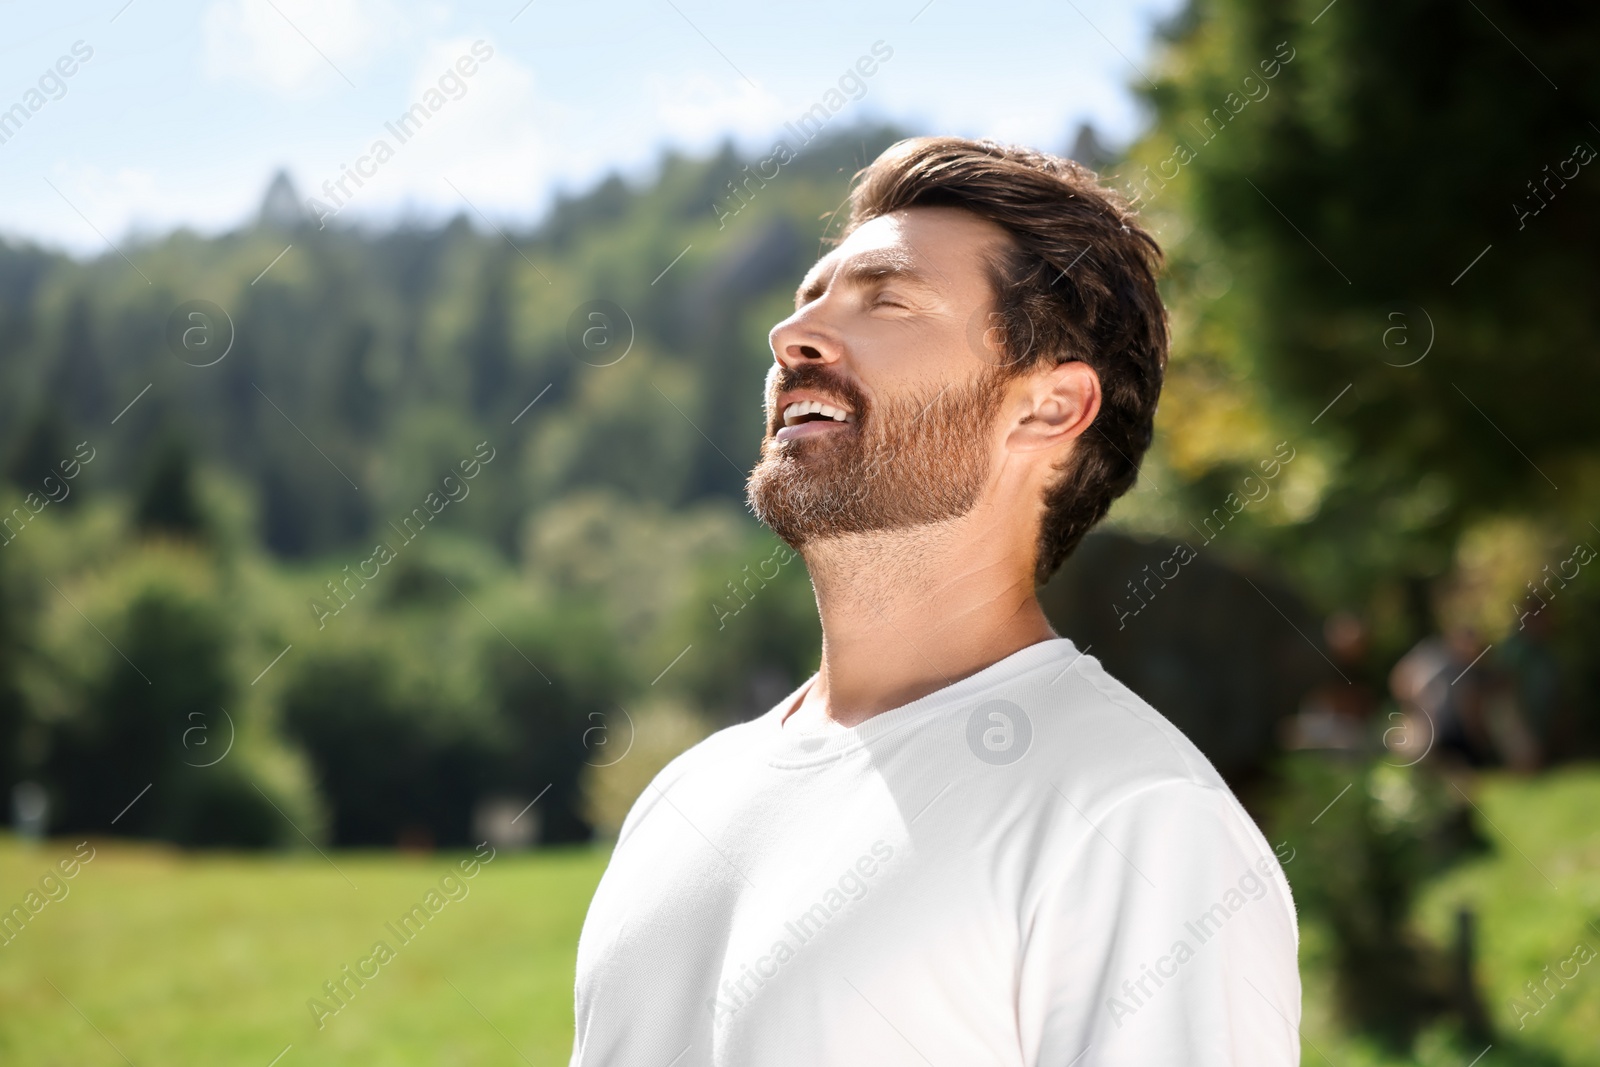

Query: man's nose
left=769, top=309, right=844, bottom=371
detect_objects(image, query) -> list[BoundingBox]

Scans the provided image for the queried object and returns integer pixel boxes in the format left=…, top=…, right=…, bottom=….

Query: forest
left=2, top=0, right=1597, bottom=854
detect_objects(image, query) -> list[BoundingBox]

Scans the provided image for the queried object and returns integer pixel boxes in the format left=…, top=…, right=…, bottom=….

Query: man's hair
left=842, top=136, right=1169, bottom=585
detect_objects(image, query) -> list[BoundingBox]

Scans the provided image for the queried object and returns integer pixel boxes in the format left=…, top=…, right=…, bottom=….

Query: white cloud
left=301, top=38, right=586, bottom=225
left=201, top=0, right=403, bottom=96
left=46, top=162, right=160, bottom=228
left=40, top=159, right=261, bottom=251
left=405, top=40, right=573, bottom=214
left=649, top=70, right=786, bottom=148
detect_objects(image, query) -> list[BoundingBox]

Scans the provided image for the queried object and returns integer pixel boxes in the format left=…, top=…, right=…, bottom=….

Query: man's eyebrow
left=795, top=249, right=936, bottom=306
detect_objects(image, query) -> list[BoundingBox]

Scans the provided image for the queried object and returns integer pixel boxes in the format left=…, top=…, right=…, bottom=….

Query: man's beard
left=746, top=362, right=1009, bottom=549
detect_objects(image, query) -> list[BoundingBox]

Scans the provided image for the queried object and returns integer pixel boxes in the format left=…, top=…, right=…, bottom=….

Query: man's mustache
left=767, top=365, right=871, bottom=433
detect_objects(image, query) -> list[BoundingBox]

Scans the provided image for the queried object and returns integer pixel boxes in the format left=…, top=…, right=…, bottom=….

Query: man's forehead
left=803, top=215, right=919, bottom=282
left=799, top=207, right=1008, bottom=294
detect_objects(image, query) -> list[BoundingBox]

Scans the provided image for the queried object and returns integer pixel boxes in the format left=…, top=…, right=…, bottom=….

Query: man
left=571, top=137, right=1301, bottom=1065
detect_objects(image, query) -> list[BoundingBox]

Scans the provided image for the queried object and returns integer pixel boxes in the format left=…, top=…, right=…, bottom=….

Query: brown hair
left=842, top=136, right=1169, bottom=585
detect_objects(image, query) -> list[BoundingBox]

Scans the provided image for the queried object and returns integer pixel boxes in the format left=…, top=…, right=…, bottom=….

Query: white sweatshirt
left=571, top=637, right=1301, bottom=1066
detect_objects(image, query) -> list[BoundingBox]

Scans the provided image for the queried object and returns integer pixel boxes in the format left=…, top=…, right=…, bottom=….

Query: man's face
left=746, top=206, right=1017, bottom=548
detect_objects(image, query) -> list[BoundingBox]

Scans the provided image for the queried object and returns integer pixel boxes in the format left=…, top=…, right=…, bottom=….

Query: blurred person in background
left=1282, top=610, right=1379, bottom=752
left=569, top=137, right=1301, bottom=1066
left=1389, top=626, right=1497, bottom=769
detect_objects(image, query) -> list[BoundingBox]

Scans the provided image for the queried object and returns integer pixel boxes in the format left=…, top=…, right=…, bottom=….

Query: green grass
left=0, top=838, right=608, bottom=1066
left=3, top=767, right=1598, bottom=1065
left=1413, top=768, right=1600, bottom=1063
left=1295, top=765, right=1600, bottom=1067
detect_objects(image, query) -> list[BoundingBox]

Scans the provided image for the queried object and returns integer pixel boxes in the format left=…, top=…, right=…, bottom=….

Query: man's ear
left=1005, top=359, right=1101, bottom=455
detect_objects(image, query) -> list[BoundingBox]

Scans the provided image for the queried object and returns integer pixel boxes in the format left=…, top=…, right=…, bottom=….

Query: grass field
left=0, top=840, right=607, bottom=1066
left=3, top=767, right=1598, bottom=1066
left=1297, top=767, right=1600, bottom=1067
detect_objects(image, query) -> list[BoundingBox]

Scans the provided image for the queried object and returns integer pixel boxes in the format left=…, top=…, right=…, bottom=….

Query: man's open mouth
left=781, top=400, right=854, bottom=427
left=775, top=400, right=855, bottom=442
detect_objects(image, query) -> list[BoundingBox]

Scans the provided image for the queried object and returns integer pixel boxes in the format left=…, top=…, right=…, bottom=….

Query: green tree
left=5, top=408, right=73, bottom=501
left=480, top=598, right=631, bottom=844
left=45, top=294, right=109, bottom=427
left=279, top=637, right=496, bottom=847
left=43, top=560, right=296, bottom=846
left=134, top=435, right=207, bottom=540
left=1133, top=0, right=1600, bottom=641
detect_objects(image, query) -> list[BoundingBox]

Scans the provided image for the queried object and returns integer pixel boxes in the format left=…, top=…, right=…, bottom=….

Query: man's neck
left=786, top=515, right=1057, bottom=729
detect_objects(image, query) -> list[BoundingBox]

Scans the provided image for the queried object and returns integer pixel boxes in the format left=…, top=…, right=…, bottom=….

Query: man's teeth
left=781, top=400, right=853, bottom=427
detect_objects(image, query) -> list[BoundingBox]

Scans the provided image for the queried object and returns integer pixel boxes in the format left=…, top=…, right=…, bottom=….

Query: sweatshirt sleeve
left=1017, top=780, right=1301, bottom=1067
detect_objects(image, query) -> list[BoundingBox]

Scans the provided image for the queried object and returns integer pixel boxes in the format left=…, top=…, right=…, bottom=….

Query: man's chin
left=747, top=462, right=850, bottom=545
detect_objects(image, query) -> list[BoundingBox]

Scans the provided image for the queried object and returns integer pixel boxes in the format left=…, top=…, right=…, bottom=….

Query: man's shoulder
left=995, top=646, right=1232, bottom=810
left=609, top=708, right=775, bottom=843
left=656, top=712, right=769, bottom=781
left=1010, top=649, right=1297, bottom=919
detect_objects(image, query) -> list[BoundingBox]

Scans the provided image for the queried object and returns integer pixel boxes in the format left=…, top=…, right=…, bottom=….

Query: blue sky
left=0, top=0, right=1182, bottom=255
